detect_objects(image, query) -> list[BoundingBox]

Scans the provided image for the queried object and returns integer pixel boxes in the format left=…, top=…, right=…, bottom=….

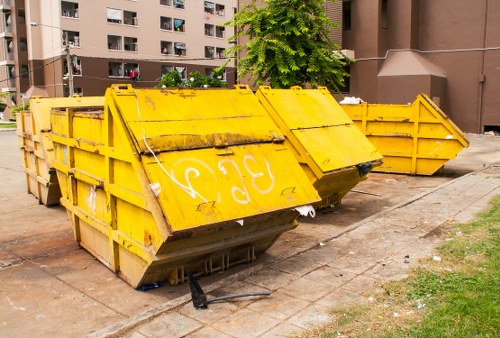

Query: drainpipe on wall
left=477, top=0, right=488, bottom=133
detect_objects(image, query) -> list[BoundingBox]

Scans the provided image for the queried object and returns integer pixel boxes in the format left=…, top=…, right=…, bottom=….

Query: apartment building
left=341, top=0, right=499, bottom=133
left=0, top=0, right=236, bottom=112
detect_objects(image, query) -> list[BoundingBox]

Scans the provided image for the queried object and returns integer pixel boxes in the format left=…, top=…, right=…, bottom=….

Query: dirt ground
left=0, top=129, right=499, bottom=337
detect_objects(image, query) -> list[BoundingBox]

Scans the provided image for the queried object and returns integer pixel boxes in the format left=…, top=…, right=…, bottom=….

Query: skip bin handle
left=280, top=187, right=296, bottom=196
left=196, top=200, right=215, bottom=211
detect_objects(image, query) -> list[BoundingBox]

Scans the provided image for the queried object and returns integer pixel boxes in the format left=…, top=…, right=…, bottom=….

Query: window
left=215, top=26, right=225, bottom=38
left=64, top=55, right=82, bottom=76
left=174, top=42, right=186, bottom=56
left=175, top=66, right=186, bottom=79
left=64, top=30, right=80, bottom=47
left=161, top=16, right=173, bottom=30
left=161, top=41, right=173, bottom=55
left=19, top=38, right=27, bottom=52
left=108, top=35, right=122, bottom=50
left=204, top=1, right=214, bottom=15
left=160, top=0, right=172, bottom=6
left=4, top=12, right=12, bottom=32
left=5, top=38, right=13, bottom=59
left=107, top=8, right=122, bottom=24
left=215, top=4, right=225, bottom=16
left=205, top=24, right=214, bottom=36
left=381, top=0, right=388, bottom=29
left=124, top=37, right=138, bottom=51
left=108, top=62, right=140, bottom=79
left=61, top=1, right=79, bottom=18
left=109, top=62, right=123, bottom=77
left=216, top=47, right=225, bottom=59
left=174, top=18, right=185, bottom=32
left=161, top=65, right=174, bottom=75
left=343, top=0, right=351, bottom=30
left=18, top=9, right=25, bottom=24
left=173, top=0, right=185, bottom=9
left=123, top=11, right=138, bottom=26
left=124, top=63, right=140, bottom=81
left=21, top=64, right=29, bottom=78
left=205, top=46, right=215, bottom=58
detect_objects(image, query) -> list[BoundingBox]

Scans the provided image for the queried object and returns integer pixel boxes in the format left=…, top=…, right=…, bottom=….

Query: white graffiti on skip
left=169, top=155, right=275, bottom=205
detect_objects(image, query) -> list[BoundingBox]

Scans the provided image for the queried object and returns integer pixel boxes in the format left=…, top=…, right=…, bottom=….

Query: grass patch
left=302, top=195, right=500, bottom=338
left=0, top=122, right=16, bottom=128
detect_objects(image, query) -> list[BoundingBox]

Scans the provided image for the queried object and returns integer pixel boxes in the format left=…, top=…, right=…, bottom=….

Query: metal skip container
left=341, top=94, right=469, bottom=175
left=50, top=84, right=320, bottom=288
left=16, top=96, right=104, bottom=206
left=256, top=86, right=383, bottom=209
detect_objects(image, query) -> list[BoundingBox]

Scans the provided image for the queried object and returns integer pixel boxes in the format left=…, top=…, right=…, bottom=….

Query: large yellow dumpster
left=256, top=86, right=383, bottom=209
left=50, top=84, right=320, bottom=288
left=16, top=96, right=104, bottom=205
left=341, top=94, right=469, bottom=175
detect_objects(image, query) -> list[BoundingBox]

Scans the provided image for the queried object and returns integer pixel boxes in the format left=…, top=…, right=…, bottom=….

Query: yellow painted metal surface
left=51, top=84, right=320, bottom=288
left=341, top=94, right=469, bottom=175
left=256, top=86, right=383, bottom=208
left=16, top=96, right=104, bottom=205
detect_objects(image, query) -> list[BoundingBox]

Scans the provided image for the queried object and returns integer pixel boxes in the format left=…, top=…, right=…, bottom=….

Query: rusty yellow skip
left=256, top=86, right=383, bottom=208
left=16, top=96, right=104, bottom=205
left=50, top=84, right=321, bottom=288
left=341, top=94, right=469, bottom=175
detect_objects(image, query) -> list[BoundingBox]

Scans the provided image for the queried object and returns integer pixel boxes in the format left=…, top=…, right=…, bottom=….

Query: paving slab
left=1, top=130, right=499, bottom=337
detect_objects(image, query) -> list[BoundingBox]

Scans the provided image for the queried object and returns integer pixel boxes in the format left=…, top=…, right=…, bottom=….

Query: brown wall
left=344, top=0, right=500, bottom=132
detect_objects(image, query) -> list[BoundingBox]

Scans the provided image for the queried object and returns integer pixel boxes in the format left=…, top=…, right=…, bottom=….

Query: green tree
left=225, top=0, right=350, bottom=91
left=157, top=70, right=227, bottom=88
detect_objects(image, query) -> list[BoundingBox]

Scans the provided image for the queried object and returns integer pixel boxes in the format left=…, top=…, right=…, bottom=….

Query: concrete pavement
left=1, top=129, right=499, bottom=337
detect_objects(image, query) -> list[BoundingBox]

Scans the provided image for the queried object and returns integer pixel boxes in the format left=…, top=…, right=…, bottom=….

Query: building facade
left=0, top=0, right=236, bottom=111
left=341, top=0, right=500, bottom=133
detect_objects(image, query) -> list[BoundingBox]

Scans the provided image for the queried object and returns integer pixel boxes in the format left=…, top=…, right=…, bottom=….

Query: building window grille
left=205, top=24, right=214, bottom=36
left=161, top=16, right=173, bottom=30
left=124, top=37, right=138, bottom=51
left=204, top=46, right=215, bottom=58
left=61, top=1, right=79, bottom=18
left=107, top=8, right=122, bottom=24
left=204, top=1, right=215, bottom=15
left=216, top=47, right=225, bottom=59
left=174, top=18, right=185, bottom=32
left=173, top=0, right=185, bottom=9
left=124, top=11, right=138, bottom=26
left=215, top=4, right=225, bottom=16
left=215, top=26, right=225, bottom=38
left=64, top=30, right=80, bottom=47
left=107, top=35, right=122, bottom=50
left=174, top=42, right=187, bottom=56
left=161, top=41, right=173, bottom=55
left=109, top=62, right=123, bottom=77
left=161, top=65, right=174, bottom=75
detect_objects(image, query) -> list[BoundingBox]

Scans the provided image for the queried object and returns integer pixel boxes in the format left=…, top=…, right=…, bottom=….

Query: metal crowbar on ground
left=188, top=271, right=271, bottom=309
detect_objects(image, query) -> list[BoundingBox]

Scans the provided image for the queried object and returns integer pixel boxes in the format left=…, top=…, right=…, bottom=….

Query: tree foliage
left=156, top=69, right=227, bottom=88
left=225, top=0, right=350, bottom=91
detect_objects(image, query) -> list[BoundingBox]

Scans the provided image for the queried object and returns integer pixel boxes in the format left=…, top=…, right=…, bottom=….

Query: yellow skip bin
left=256, top=86, right=383, bottom=209
left=50, top=84, right=320, bottom=288
left=341, top=94, right=469, bottom=175
left=16, top=96, right=104, bottom=205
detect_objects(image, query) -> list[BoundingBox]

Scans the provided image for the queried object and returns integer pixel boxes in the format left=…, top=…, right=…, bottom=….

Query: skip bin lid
left=107, top=85, right=321, bottom=231
left=256, top=86, right=382, bottom=174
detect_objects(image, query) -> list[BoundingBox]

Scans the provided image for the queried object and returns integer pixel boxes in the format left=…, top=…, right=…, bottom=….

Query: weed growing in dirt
left=301, top=195, right=500, bottom=338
